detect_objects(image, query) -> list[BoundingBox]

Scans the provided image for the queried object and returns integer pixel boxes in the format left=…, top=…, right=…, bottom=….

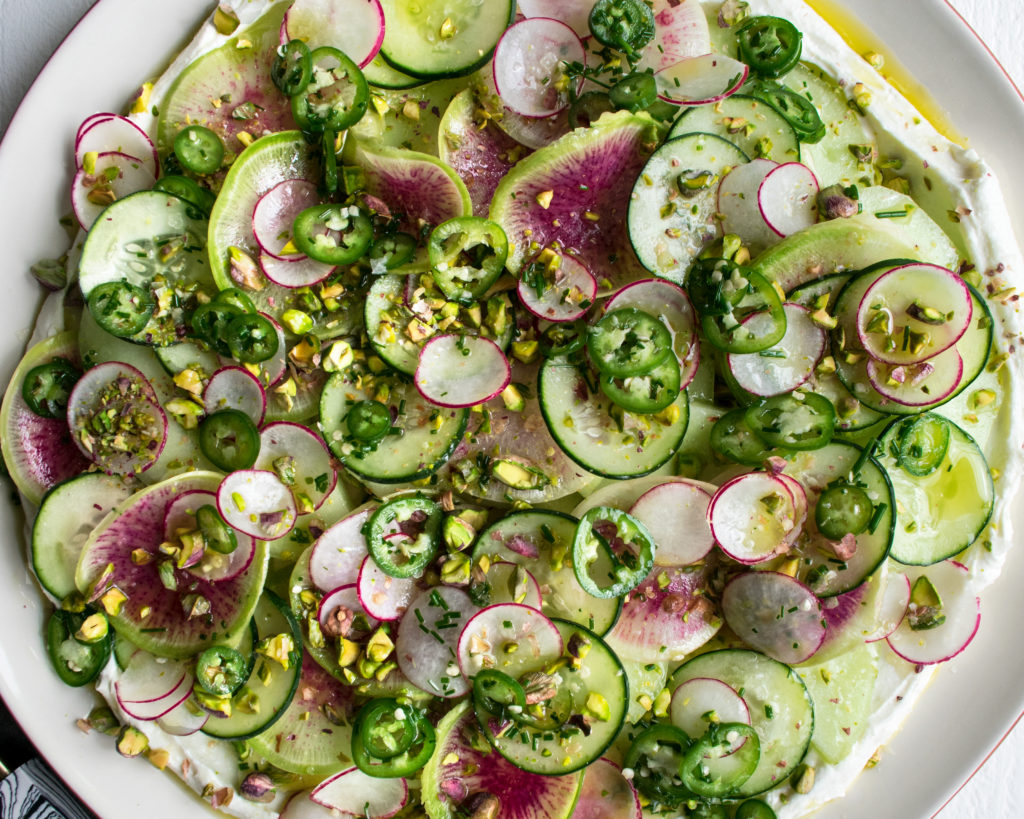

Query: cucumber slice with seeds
left=668, top=95, right=800, bottom=163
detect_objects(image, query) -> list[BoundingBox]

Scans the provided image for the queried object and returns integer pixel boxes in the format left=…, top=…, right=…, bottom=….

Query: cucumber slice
left=351, top=76, right=468, bottom=155
left=669, top=649, right=814, bottom=797
left=377, top=0, right=514, bottom=79
left=472, top=510, right=621, bottom=636
left=628, top=133, right=750, bottom=283
left=668, top=95, right=800, bottom=164
left=877, top=414, right=994, bottom=565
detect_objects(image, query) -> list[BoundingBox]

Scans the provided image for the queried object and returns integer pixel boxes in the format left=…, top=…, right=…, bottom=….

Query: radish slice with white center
left=71, top=151, right=157, bottom=230
left=708, top=472, right=801, bottom=564
left=396, top=586, right=478, bottom=698
left=282, top=0, right=385, bottom=69
left=308, top=506, right=375, bottom=592
left=217, top=470, right=297, bottom=540
left=75, top=114, right=158, bottom=177
left=204, top=366, right=267, bottom=426
left=252, top=179, right=321, bottom=261
left=866, top=571, right=912, bottom=643
left=255, top=422, right=337, bottom=510
left=457, top=603, right=563, bottom=680
left=728, top=304, right=826, bottom=396
left=757, top=162, right=820, bottom=238
left=886, top=561, right=980, bottom=664
left=76, top=112, right=117, bottom=145
left=574, top=758, right=642, bottom=819
left=629, top=480, right=714, bottom=566
left=260, top=251, right=335, bottom=289
left=670, top=677, right=751, bottom=743
left=855, top=263, right=973, bottom=365
left=357, top=556, right=416, bottom=621
left=638, top=0, right=712, bottom=71
left=722, top=571, right=826, bottom=665
left=255, top=313, right=288, bottom=386
left=163, top=489, right=215, bottom=542
left=492, top=18, right=586, bottom=118
left=654, top=53, right=748, bottom=105
left=318, top=583, right=380, bottom=637
left=116, top=651, right=188, bottom=704
left=415, top=335, right=511, bottom=408
left=518, top=0, right=597, bottom=38
left=517, top=252, right=597, bottom=322
left=717, top=158, right=779, bottom=250
left=485, top=561, right=543, bottom=609
left=186, top=530, right=256, bottom=583
left=118, top=672, right=194, bottom=721
left=866, top=346, right=964, bottom=406
left=774, top=473, right=809, bottom=548
left=156, top=697, right=210, bottom=736
left=311, top=767, right=408, bottom=817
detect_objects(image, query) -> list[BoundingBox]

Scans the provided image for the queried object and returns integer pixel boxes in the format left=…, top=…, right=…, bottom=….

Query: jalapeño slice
left=352, top=700, right=436, bottom=777
left=680, top=722, right=761, bottom=798
left=292, top=204, right=373, bottom=265
left=623, top=723, right=695, bottom=804
left=365, top=496, right=442, bottom=579
left=711, top=407, right=775, bottom=466
left=427, top=217, right=509, bottom=301
left=291, top=46, right=369, bottom=133
left=588, top=0, right=656, bottom=57
left=700, top=269, right=787, bottom=354
left=198, top=409, right=261, bottom=472
left=610, top=72, right=658, bottom=112
left=744, top=79, right=826, bottom=143
left=22, top=358, right=80, bottom=419
left=368, top=232, right=417, bottom=270
left=815, top=481, right=874, bottom=541
left=197, top=504, right=238, bottom=555
left=472, top=669, right=528, bottom=722
left=272, top=40, right=313, bottom=97
left=345, top=400, right=392, bottom=444
left=736, top=15, right=803, bottom=78
left=587, top=307, right=672, bottom=378
left=600, top=353, right=681, bottom=414
left=893, top=414, right=951, bottom=477
left=196, top=645, right=248, bottom=696
left=540, top=320, right=587, bottom=358
left=572, top=507, right=654, bottom=599
left=87, top=281, right=156, bottom=338
left=745, top=392, right=836, bottom=451
left=46, top=609, right=112, bottom=687
left=173, top=125, right=225, bottom=175
left=226, top=313, right=279, bottom=363
left=353, top=698, right=419, bottom=761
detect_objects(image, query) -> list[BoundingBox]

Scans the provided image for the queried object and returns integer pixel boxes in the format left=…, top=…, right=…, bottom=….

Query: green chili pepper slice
left=700, top=270, right=787, bottom=354
left=45, top=609, right=112, bottom=687
left=588, top=0, right=656, bottom=57
left=214, top=287, right=257, bottom=315
left=196, top=645, right=248, bottom=696
left=345, top=400, right=392, bottom=444
left=365, top=496, right=442, bottom=579
left=472, top=669, right=528, bottom=717
left=226, top=313, right=279, bottom=363
left=272, top=40, right=313, bottom=97
left=191, top=301, right=247, bottom=356
left=368, top=232, right=417, bottom=270
left=736, top=16, right=803, bottom=78
left=745, top=392, right=836, bottom=451
left=815, top=481, right=874, bottom=541
left=610, top=72, right=658, bottom=112
left=587, top=307, right=673, bottom=378
left=87, top=281, right=156, bottom=339
left=744, top=79, right=826, bottom=143
left=152, top=174, right=216, bottom=216
left=428, top=217, right=509, bottom=301
left=292, top=204, right=373, bottom=265
left=572, top=506, right=654, bottom=599
left=291, top=46, right=369, bottom=133
left=352, top=701, right=436, bottom=777
left=568, top=91, right=615, bottom=129
left=173, top=125, right=225, bottom=175
left=623, top=723, right=695, bottom=803
left=710, top=407, right=775, bottom=466
left=600, top=353, right=681, bottom=414
left=198, top=409, right=261, bottom=472
left=353, top=698, right=419, bottom=761
left=680, top=722, right=761, bottom=798
left=197, top=504, right=238, bottom=555
left=893, top=413, right=951, bottom=477
left=736, top=800, right=778, bottom=819
left=540, top=320, right=587, bottom=358
left=22, top=358, right=80, bottom=419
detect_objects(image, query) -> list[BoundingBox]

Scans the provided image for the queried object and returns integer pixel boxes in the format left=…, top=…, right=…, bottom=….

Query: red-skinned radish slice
left=718, top=158, right=779, bottom=250
left=493, top=18, right=586, bottom=118
left=574, top=758, right=642, bottom=819
left=654, top=53, right=748, bottom=105
left=728, top=304, right=826, bottom=396
left=163, top=489, right=215, bottom=543
left=855, top=263, right=973, bottom=365
left=886, top=561, right=980, bottom=664
left=260, top=251, right=335, bottom=288
left=116, top=651, right=188, bottom=704
left=775, top=472, right=809, bottom=548
left=118, top=672, right=194, bottom=721
left=357, top=556, right=416, bottom=621
left=308, top=506, right=375, bottom=593
left=317, top=583, right=380, bottom=638
left=722, top=571, right=826, bottom=665
left=758, top=162, right=820, bottom=238
left=638, top=0, right=712, bottom=71
left=282, top=0, right=385, bottom=69
left=415, top=335, right=511, bottom=408
left=311, top=767, right=408, bottom=818
left=255, top=422, right=337, bottom=510
left=866, top=346, right=964, bottom=406
left=866, top=571, right=911, bottom=643
left=670, top=677, right=751, bottom=744
left=204, top=366, right=267, bottom=426
left=156, top=697, right=210, bottom=736
left=75, top=114, right=158, bottom=176
left=217, top=470, right=297, bottom=540
left=629, top=480, right=714, bottom=566
left=478, top=62, right=573, bottom=149
left=256, top=313, right=288, bottom=386
left=186, top=530, right=256, bottom=583
left=518, top=0, right=597, bottom=38
left=457, top=603, right=563, bottom=680
left=486, top=561, right=543, bottom=609
left=71, top=151, right=157, bottom=230
left=67, top=361, right=167, bottom=477
left=709, top=472, right=802, bottom=564
left=396, top=586, right=478, bottom=698
left=517, top=251, right=597, bottom=322
left=252, top=179, right=320, bottom=261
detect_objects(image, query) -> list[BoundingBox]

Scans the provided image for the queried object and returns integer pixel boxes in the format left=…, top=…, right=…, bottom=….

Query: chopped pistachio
left=213, top=4, right=240, bottom=34
left=500, top=383, right=526, bottom=412
left=281, top=309, right=314, bottom=335
left=99, top=586, right=128, bottom=616
left=256, top=633, right=296, bottom=669
left=535, top=190, right=555, bottom=210
left=116, top=725, right=149, bottom=758
left=443, top=515, right=476, bottom=552
left=365, top=627, right=395, bottom=663
left=440, top=552, right=472, bottom=585
left=75, top=612, right=109, bottom=644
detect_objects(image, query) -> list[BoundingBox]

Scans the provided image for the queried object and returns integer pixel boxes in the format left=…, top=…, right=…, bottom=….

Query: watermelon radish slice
left=117, top=671, right=194, bottom=721
left=71, top=151, right=156, bottom=230
left=517, top=0, right=597, bottom=38
left=758, top=162, right=820, bottom=238
left=708, top=472, right=802, bottom=564
left=415, top=335, right=511, bottom=408
left=491, top=110, right=654, bottom=289
left=728, top=304, right=827, bottom=397
left=217, top=470, right=297, bottom=540
left=155, top=697, right=210, bottom=736
left=75, top=114, right=158, bottom=177
left=252, top=179, right=321, bottom=261
left=812, top=576, right=884, bottom=662
left=604, top=564, right=720, bottom=662
left=308, top=505, right=375, bottom=593
left=628, top=480, right=714, bottom=566
left=317, top=583, right=380, bottom=637
left=396, top=585, right=478, bottom=698
left=486, top=561, right=543, bottom=609
left=517, top=251, right=597, bottom=322
left=638, top=0, right=712, bottom=72
left=457, top=603, right=563, bottom=680
left=722, top=571, right=826, bottom=665
left=282, top=0, right=385, bottom=69
left=0, top=332, right=91, bottom=505
left=670, top=677, right=751, bottom=743
left=357, top=556, right=416, bottom=621
left=204, top=367, right=267, bottom=426
left=115, top=651, right=188, bottom=704
left=311, top=767, right=407, bottom=817
left=493, top=18, right=585, bottom=118
left=573, top=758, right=641, bottom=819
left=866, top=571, right=911, bottom=643
left=718, top=158, right=779, bottom=250
left=865, top=346, right=964, bottom=406
left=654, top=54, right=748, bottom=105
left=254, top=422, right=337, bottom=511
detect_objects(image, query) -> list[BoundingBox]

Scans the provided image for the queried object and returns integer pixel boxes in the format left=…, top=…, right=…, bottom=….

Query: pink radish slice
left=311, top=767, right=407, bottom=817
left=774, top=473, right=809, bottom=548
left=717, top=158, right=779, bottom=249
left=629, top=480, right=714, bottom=566
left=75, top=114, right=158, bottom=177
left=757, top=162, right=820, bottom=238
left=260, top=251, right=335, bottom=288
left=493, top=18, right=586, bottom=118
left=604, top=565, right=720, bottom=662
left=708, top=472, right=801, bottom=564
left=478, top=59, right=573, bottom=149
left=727, top=304, right=827, bottom=396
left=638, top=0, right=713, bottom=71
left=217, top=470, right=297, bottom=540
left=357, top=556, right=416, bottom=621
left=156, top=697, right=210, bottom=736
left=457, top=603, right=563, bottom=680
left=282, top=0, right=385, bottom=69
left=866, top=572, right=912, bottom=643
left=204, top=366, right=267, bottom=426
left=318, top=583, right=380, bottom=637
left=76, top=112, right=117, bottom=145
left=486, top=561, right=543, bottom=609
left=116, top=651, right=188, bottom=704
left=186, top=530, right=257, bottom=584
left=118, top=672, right=194, bottom=721
left=67, top=361, right=167, bottom=477
left=396, top=586, right=478, bottom=698
left=255, top=313, right=288, bottom=386
left=670, top=677, right=751, bottom=743
left=654, top=53, right=748, bottom=105
left=574, top=758, right=641, bottom=819
left=865, top=346, right=964, bottom=406
left=886, top=561, right=980, bottom=664
left=255, top=422, right=337, bottom=510
left=518, top=0, right=597, bottom=37
left=855, top=263, right=973, bottom=365
left=415, top=335, right=511, bottom=408
left=308, top=506, right=374, bottom=593
left=163, top=489, right=215, bottom=541
left=722, top=571, right=826, bottom=665
left=252, top=179, right=321, bottom=261
left=517, top=252, right=597, bottom=322
left=71, top=151, right=157, bottom=230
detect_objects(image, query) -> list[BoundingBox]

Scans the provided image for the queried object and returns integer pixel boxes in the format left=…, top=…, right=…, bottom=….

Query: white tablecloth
left=0, top=1, right=1020, bottom=817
